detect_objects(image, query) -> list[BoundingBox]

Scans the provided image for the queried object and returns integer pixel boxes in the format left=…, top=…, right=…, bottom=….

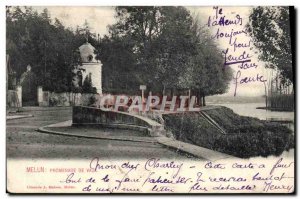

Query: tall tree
left=247, top=6, right=293, bottom=87
left=179, top=14, right=232, bottom=105
left=106, top=6, right=197, bottom=93
left=6, top=6, right=84, bottom=92
left=98, top=34, right=138, bottom=94
left=98, top=6, right=233, bottom=103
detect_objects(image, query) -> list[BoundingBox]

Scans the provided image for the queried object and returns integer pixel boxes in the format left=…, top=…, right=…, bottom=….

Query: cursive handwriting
left=207, top=6, right=243, bottom=27
left=70, top=157, right=294, bottom=193
left=270, top=158, right=294, bottom=175
left=222, top=48, right=252, bottom=66
left=213, top=184, right=256, bottom=191
left=253, top=172, right=294, bottom=182
left=60, top=172, right=81, bottom=184
left=212, top=28, right=247, bottom=45
left=189, top=182, right=208, bottom=192
left=89, top=157, right=117, bottom=172
left=144, top=158, right=183, bottom=178
left=233, top=70, right=267, bottom=96
left=230, top=38, right=252, bottom=52
left=205, top=161, right=226, bottom=169
left=143, top=171, right=191, bottom=186
left=152, top=185, right=174, bottom=192
left=207, top=6, right=265, bottom=96
left=263, top=181, right=293, bottom=193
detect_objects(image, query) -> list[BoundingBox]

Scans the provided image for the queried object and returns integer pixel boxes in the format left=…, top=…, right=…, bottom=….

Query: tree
left=247, top=6, right=293, bottom=87
left=98, top=34, right=139, bottom=94
left=108, top=6, right=164, bottom=92
left=105, top=6, right=197, bottom=93
left=178, top=14, right=233, bottom=105
left=6, top=6, right=84, bottom=93
left=150, top=7, right=198, bottom=91
left=97, top=6, right=233, bottom=105
left=82, top=75, right=97, bottom=94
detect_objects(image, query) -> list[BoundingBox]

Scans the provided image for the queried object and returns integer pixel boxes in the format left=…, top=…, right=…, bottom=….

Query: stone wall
left=72, top=106, right=166, bottom=137
left=7, top=86, right=22, bottom=108
left=38, top=90, right=99, bottom=107
left=7, top=90, right=20, bottom=108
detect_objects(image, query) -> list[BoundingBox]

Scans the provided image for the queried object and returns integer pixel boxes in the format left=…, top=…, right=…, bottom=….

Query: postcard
left=6, top=5, right=295, bottom=194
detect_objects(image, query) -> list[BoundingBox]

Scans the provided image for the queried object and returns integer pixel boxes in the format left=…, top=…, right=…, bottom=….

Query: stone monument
left=73, top=42, right=102, bottom=94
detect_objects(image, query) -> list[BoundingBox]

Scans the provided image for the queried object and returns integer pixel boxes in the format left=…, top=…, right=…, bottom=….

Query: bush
left=163, top=107, right=294, bottom=158
left=49, top=97, right=58, bottom=107
left=88, top=95, right=97, bottom=106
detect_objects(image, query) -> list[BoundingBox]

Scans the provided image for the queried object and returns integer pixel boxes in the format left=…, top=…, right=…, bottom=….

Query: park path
left=6, top=107, right=198, bottom=160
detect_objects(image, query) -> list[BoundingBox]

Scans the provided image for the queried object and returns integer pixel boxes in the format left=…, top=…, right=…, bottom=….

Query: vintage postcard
left=6, top=5, right=295, bottom=194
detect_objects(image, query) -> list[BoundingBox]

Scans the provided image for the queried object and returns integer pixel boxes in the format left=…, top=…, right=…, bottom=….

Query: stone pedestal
left=77, top=42, right=103, bottom=94
left=16, top=86, right=22, bottom=107
left=37, top=86, right=44, bottom=106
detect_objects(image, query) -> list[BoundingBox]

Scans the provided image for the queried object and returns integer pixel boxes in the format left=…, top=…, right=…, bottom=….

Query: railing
left=199, top=111, right=227, bottom=134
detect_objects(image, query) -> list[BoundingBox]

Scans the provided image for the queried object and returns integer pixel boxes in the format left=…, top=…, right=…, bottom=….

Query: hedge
left=163, top=107, right=294, bottom=158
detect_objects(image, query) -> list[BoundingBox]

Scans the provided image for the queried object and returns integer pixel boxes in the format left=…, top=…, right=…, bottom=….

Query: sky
left=34, top=6, right=116, bottom=36
left=188, top=6, right=272, bottom=97
left=30, top=6, right=273, bottom=96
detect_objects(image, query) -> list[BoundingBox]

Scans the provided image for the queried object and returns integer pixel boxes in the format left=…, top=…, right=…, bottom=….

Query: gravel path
left=7, top=107, right=198, bottom=160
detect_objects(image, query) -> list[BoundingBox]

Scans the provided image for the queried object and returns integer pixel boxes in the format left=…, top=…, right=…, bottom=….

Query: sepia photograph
left=5, top=4, right=295, bottom=194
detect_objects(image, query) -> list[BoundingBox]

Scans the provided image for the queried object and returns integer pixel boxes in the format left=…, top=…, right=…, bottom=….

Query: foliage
left=88, top=95, right=97, bottom=106
left=99, top=35, right=140, bottom=93
left=7, top=6, right=233, bottom=98
left=19, top=70, right=38, bottom=103
left=163, top=107, right=294, bottom=158
left=6, top=6, right=88, bottom=92
left=49, top=97, right=58, bottom=107
left=98, top=6, right=232, bottom=98
left=179, top=14, right=233, bottom=99
left=247, top=6, right=293, bottom=86
left=82, top=76, right=97, bottom=94
left=99, top=6, right=197, bottom=93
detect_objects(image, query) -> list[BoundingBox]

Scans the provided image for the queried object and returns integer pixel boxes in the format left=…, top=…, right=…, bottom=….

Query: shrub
left=163, top=107, right=294, bottom=158
left=89, top=95, right=97, bottom=106
left=49, top=97, right=58, bottom=107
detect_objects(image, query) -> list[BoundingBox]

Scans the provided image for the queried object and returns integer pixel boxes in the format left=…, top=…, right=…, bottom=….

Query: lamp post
left=140, top=85, right=146, bottom=112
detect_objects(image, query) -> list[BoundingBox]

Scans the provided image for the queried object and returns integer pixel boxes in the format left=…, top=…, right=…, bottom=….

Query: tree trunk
left=188, top=89, right=191, bottom=106
left=202, top=95, right=206, bottom=106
